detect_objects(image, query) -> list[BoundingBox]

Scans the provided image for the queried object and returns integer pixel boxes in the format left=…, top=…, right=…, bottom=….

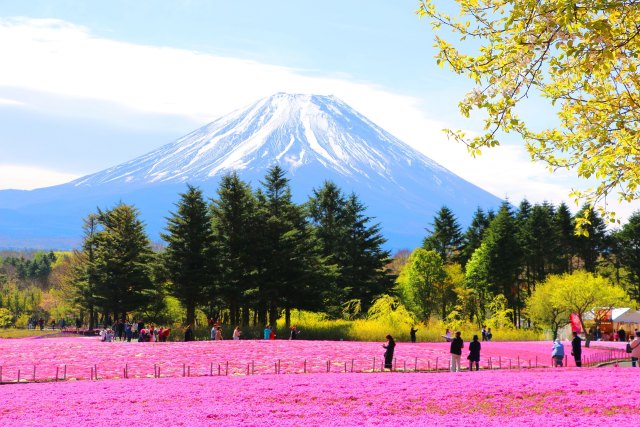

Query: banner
left=570, top=313, right=582, bottom=332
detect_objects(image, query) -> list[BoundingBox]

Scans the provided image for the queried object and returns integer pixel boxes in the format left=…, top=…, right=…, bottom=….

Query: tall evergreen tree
left=422, top=206, right=463, bottom=265
left=553, top=202, right=575, bottom=274
left=613, top=211, right=640, bottom=301
left=574, top=205, right=609, bottom=272
left=210, top=173, right=259, bottom=326
left=517, top=201, right=561, bottom=297
left=255, top=166, right=327, bottom=327
left=161, top=185, right=214, bottom=327
left=483, top=202, right=522, bottom=324
left=459, top=207, right=491, bottom=267
left=92, top=204, right=155, bottom=320
left=338, top=193, right=393, bottom=311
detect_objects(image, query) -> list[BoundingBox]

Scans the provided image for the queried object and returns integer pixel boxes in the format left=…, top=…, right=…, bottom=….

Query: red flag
left=570, top=313, right=582, bottom=332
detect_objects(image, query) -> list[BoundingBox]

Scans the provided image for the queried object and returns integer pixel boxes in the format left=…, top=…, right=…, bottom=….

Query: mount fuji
left=0, top=93, right=502, bottom=250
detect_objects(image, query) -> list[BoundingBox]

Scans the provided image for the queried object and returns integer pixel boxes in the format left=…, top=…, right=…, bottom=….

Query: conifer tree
left=162, top=185, right=214, bottom=327
left=91, top=204, right=155, bottom=320
left=210, top=173, right=259, bottom=326
left=422, top=206, right=463, bottom=265
left=459, top=207, right=491, bottom=267
left=574, top=205, right=609, bottom=272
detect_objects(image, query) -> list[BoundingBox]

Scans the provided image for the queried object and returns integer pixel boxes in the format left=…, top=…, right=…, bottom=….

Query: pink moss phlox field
left=0, top=337, right=628, bottom=382
left=2, top=368, right=640, bottom=426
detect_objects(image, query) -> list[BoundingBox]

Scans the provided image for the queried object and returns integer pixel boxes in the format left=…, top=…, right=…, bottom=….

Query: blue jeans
left=632, top=357, right=638, bottom=367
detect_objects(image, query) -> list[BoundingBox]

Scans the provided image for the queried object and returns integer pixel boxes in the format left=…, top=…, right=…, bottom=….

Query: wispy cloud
left=0, top=164, right=79, bottom=190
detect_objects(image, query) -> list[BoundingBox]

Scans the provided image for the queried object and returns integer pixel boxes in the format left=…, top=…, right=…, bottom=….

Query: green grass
left=0, top=328, right=60, bottom=339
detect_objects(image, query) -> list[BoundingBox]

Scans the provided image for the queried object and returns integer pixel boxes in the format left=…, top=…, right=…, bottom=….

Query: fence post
left=17, top=369, right=20, bottom=383
left=33, top=365, right=36, bottom=382
left=246, top=363, right=250, bottom=375
left=372, top=358, right=375, bottom=372
left=509, top=359, right=512, bottom=370
left=327, top=360, right=330, bottom=373
left=535, top=356, right=538, bottom=368
left=218, top=364, right=221, bottom=376
left=125, top=364, right=128, bottom=379
left=226, top=361, right=229, bottom=376
left=344, top=362, right=347, bottom=373
left=210, top=362, right=213, bottom=376
left=94, top=365, right=97, bottom=380
left=351, top=359, right=354, bottom=373
left=403, top=360, right=406, bottom=371
left=56, top=366, right=59, bottom=381
left=278, top=359, right=281, bottom=375
left=0, top=366, right=2, bottom=383
left=64, top=364, right=67, bottom=380
left=187, top=366, right=190, bottom=377
left=435, top=357, right=438, bottom=371
left=517, top=356, right=520, bottom=369
left=182, top=363, right=185, bottom=377
left=415, top=357, right=418, bottom=372
left=304, top=360, right=307, bottom=374
left=252, top=361, right=255, bottom=375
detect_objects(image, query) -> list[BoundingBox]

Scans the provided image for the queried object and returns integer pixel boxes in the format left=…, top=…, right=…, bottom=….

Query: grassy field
left=0, top=328, right=60, bottom=339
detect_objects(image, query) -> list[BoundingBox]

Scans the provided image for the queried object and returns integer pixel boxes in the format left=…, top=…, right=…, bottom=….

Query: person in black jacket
left=184, top=324, right=195, bottom=342
left=410, top=326, right=418, bottom=343
left=467, top=334, right=481, bottom=371
left=450, top=331, right=463, bottom=372
left=571, top=331, right=582, bottom=367
left=383, top=334, right=396, bottom=370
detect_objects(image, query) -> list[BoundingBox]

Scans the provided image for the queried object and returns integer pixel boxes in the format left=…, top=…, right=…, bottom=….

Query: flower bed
left=0, top=337, right=628, bottom=383
left=1, top=368, right=638, bottom=426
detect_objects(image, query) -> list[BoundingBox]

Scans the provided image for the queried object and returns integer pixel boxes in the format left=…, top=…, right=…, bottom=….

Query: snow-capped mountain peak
left=72, top=93, right=443, bottom=188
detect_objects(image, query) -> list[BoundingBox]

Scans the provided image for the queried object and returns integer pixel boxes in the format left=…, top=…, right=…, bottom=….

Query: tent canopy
left=584, top=308, right=640, bottom=323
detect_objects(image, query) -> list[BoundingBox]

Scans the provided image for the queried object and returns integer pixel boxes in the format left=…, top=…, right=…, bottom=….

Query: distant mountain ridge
left=0, top=93, right=503, bottom=249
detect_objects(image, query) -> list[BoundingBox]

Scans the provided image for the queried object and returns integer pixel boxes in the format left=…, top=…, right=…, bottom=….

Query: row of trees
left=396, top=201, right=640, bottom=329
left=71, top=166, right=393, bottom=329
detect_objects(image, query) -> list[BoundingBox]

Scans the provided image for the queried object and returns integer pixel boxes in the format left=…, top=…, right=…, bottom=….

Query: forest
left=1, top=165, right=639, bottom=338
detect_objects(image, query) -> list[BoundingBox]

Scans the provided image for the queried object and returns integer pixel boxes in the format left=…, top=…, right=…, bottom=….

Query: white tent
left=583, top=307, right=640, bottom=323
left=611, top=308, right=640, bottom=324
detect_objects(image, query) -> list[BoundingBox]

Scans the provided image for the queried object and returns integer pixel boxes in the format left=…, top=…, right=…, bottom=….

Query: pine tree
left=612, top=211, right=640, bottom=301
left=459, top=207, right=491, bottom=267
left=422, top=206, right=463, bottom=265
left=483, top=202, right=522, bottom=324
left=553, top=202, right=575, bottom=274
left=161, top=185, right=214, bottom=327
left=574, top=205, right=609, bottom=272
left=338, top=193, right=393, bottom=312
left=210, top=173, right=259, bottom=326
left=255, top=166, right=322, bottom=327
left=91, top=204, right=155, bottom=320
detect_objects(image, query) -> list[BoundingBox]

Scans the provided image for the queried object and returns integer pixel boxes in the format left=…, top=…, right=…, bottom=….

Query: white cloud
left=1, top=17, right=637, bottom=219
left=0, top=164, right=80, bottom=190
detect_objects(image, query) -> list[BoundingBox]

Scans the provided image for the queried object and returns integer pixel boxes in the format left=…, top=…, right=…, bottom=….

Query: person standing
left=289, top=326, right=300, bottom=340
left=264, top=325, right=271, bottom=340
left=571, top=331, right=582, bottom=367
left=410, top=326, right=418, bottom=343
left=467, top=334, right=481, bottom=371
left=450, top=331, right=463, bottom=372
left=184, top=324, right=194, bottom=342
left=233, top=326, right=242, bottom=340
left=630, top=331, right=640, bottom=367
left=551, top=339, right=564, bottom=367
left=215, top=327, right=223, bottom=341
left=383, top=334, right=396, bottom=370
left=481, top=326, right=487, bottom=342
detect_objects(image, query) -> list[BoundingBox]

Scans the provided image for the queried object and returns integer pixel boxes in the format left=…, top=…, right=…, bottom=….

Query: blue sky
left=0, top=1, right=637, bottom=219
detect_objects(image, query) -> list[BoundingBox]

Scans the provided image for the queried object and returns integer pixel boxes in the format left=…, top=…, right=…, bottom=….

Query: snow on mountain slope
left=71, top=93, right=447, bottom=188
